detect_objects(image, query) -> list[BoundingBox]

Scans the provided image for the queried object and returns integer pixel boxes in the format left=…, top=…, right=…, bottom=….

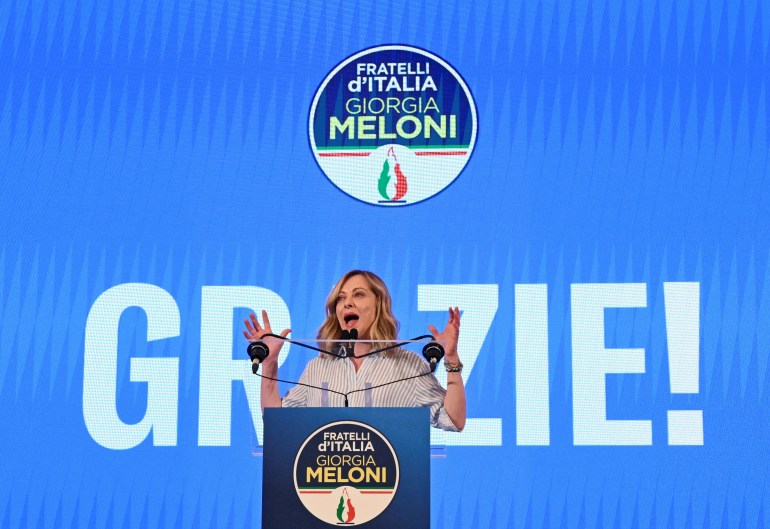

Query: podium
left=263, top=407, right=430, bottom=528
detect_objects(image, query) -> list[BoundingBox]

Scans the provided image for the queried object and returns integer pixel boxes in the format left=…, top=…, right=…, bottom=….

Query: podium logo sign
left=294, top=421, right=400, bottom=525
left=309, top=45, right=478, bottom=206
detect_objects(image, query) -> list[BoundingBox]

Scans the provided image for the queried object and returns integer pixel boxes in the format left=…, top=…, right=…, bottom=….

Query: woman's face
left=335, top=274, right=377, bottom=339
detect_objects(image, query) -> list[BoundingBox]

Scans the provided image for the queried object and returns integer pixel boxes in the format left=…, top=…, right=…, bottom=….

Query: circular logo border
left=292, top=420, right=401, bottom=526
left=308, top=44, right=479, bottom=207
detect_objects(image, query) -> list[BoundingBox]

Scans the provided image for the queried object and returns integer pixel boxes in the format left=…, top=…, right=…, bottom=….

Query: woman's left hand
left=428, top=307, right=461, bottom=362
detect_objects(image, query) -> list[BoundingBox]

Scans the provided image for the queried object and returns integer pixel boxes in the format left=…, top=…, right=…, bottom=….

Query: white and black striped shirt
left=281, top=348, right=460, bottom=432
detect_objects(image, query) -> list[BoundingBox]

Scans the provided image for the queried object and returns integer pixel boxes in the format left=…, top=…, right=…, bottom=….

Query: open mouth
left=343, top=314, right=359, bottom=327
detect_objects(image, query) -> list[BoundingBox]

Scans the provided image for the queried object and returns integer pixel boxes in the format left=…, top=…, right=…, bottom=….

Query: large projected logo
left=294, top=421, right=399, bottom=525
left=309, top=45, right=478, bottom=206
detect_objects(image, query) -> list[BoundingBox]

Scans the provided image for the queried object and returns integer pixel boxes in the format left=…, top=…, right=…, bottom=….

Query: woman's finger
left=427, top=324, right=439, bottom=338
left=244, top=317, right=255, bottom=334
left=249, top=312, right=262, bottom=331
left=262, top=309, right=272, bottom=330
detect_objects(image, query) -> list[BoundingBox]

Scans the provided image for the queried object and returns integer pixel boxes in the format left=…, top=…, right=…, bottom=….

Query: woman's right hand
left=243, top=310, right=291, bottom=366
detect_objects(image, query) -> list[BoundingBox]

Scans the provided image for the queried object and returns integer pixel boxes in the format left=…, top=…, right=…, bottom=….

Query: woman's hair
left=317, top=270, right=399, bottom=356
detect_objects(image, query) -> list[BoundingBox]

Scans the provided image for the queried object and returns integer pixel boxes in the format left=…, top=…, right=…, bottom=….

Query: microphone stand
left=259, top=333, right=436, bottom=359
left=252, top=334, right=441, bottom=407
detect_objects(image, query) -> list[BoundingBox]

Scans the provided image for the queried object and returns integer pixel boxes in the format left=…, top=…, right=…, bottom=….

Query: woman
left=243, top=270, right=466, bottom=431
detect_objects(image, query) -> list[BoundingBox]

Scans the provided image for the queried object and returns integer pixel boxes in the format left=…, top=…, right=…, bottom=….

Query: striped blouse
left=281, top=348, right=460, bottom=432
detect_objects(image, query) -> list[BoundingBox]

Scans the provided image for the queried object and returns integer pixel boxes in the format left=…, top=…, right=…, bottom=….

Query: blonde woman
left=244, top=270, right=466, bottom=431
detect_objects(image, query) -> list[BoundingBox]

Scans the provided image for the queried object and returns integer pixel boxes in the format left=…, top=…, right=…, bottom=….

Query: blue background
left=2, top=0, right=770, bottom=527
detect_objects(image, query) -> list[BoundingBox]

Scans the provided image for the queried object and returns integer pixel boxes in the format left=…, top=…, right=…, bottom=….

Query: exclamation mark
left=664, top=282, right=704, bottom=445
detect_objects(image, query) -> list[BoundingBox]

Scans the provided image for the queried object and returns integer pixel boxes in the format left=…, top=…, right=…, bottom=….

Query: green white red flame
left=377, top=147, right=408, bottom=201
left=336, top=488, right=355, bottom=524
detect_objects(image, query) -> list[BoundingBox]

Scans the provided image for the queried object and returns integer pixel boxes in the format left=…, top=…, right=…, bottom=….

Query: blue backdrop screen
left=2, top=0, right=769, bottom=527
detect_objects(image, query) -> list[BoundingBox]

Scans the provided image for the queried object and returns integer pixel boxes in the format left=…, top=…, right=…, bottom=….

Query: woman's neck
left=353, top=340, right=372, bottom=356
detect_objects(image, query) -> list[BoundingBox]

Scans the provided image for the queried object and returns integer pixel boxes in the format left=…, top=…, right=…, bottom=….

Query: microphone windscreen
left=349, top=328, right=358, bottom=340
left=247, top=341, right=269, bottom=362
left=422, top=341, right=445, bottom=366
left=340, top=330, right=351, bottom=341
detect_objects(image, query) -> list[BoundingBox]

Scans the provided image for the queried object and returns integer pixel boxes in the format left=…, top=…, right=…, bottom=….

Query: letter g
left=83, top=283, right=179, bottom=449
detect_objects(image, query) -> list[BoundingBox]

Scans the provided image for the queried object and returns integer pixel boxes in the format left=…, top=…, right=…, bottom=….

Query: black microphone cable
left=247, top=333, right=354, bottom=406
left=254, top=372, right=350, bottom=405
left=258, top=333, right=346, bottom=358
left=249, top=333, right=446, bottom=406
left=351, top=334, right=436, bottom=359
left=257, top=332, right=441, bottom=360
left=255, top=370, right=435, bottom=407
left=342, top=369, right=435, bottom=405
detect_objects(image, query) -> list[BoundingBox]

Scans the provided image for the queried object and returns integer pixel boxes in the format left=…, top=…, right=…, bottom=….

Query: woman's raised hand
left=243, top=310, right=291, bottom=365
left=428, top=307, right=461, bottom=362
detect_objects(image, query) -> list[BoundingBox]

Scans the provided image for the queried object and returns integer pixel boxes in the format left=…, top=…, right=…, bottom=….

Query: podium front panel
left=263, top=407, right=429, bottom=529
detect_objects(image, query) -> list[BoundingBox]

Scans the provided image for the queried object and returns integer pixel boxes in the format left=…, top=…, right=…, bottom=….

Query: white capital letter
left=419, top=284, right=502, bottom=446
left=572, top=283, right=651, bottom=445
left=83, top=283, right=180, bottom=449
left=199, top=286, right=290, bottom=446
left=515, top=284, right=550, bottom=445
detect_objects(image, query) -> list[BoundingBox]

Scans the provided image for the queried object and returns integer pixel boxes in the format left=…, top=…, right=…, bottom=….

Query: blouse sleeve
left=408, top=354, right=461, bottom=432
left=280, top=363, right=312, bottom=408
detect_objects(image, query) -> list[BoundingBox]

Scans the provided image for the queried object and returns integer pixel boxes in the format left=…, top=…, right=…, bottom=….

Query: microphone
left=247, top=341, right=270, bottom=374
left=347, top=328, right=358, bottom=358
left=334, top=330, right=351, bottom=358
left=422, top=340, right=445, bottom=372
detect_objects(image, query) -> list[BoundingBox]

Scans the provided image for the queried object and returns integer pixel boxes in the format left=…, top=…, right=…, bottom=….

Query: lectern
left=263, top=407, right=430, bottom=528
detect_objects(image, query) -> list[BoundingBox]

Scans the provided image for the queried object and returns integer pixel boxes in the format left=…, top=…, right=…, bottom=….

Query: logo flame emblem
left=378, top=147, right=408, bottom=202
left=336, top=488, right=356, bottom=524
